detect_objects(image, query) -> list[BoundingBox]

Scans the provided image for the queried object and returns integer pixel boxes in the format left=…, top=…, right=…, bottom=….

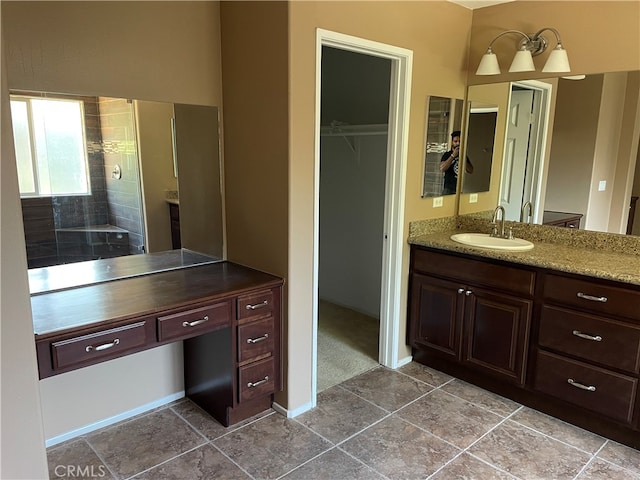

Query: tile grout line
left=506, top=415, right=604, bottom=458
left=209, top=442, right=259, bottom=480
left=424, top=405, right=526, bottom=480
left=168, top=405, right=216, bottom=443
left=334, top=383, right=395, bottom=414
left=292, top=407, right=393, bottom=449
left=121, top=443, right=208, bottom=480
left=335, top=445, right=395, bottom=480
left=82, top=438, right=121, bottom=480
left=571, top=440, right=609, bottom=480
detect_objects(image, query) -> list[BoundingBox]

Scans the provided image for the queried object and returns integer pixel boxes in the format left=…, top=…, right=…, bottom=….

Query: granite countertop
left=408, top=215, right=640, bottom=286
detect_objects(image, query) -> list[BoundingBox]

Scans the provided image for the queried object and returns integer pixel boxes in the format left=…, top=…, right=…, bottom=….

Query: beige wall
left=219, top=1, right=290, bottom=405
left=136, top=100, right=177, bottom=253
left=1, top=0, right=224, bottom=446
left=607, top=72, right=640, bottom=234
left=468, top=1, right=640, bottom=86
left=1, top=11, right=49, bottom=476
left=545, top=76, right=603, bottom=215
left=587, top=73, right=627, bottom=231
left=2, top=1, right=223, bottom=106
left=458, top=82, right=511, bottom=215
left=287, top=0, right=473, bottom=410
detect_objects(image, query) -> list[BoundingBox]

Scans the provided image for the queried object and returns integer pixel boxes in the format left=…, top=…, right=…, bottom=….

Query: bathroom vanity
left=408, top=229, right=640, bottom=449
left=31, top=253, right=284, bottom=427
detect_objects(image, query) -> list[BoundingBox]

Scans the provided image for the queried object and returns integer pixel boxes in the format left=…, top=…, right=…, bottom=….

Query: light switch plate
left=469, top=193, right=478, bottom=203
left=433, top=196, right=443, bottom=208
left=598, top=180, right=606, bottom=191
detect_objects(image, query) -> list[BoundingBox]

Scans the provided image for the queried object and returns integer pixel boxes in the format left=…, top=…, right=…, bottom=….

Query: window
left=10, top=96, right=90, bottom=197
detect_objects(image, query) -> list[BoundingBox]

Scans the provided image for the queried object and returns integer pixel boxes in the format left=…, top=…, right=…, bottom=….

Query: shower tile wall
left=99, top=97, right=145, bottom=255
left=21, top=95, right=146, bottom=267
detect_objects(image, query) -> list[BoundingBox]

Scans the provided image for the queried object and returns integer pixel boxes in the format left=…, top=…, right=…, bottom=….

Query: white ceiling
left=448, top=0, right=514, bottom=9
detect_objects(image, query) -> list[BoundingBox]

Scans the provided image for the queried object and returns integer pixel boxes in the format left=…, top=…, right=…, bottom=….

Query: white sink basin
left=450, top=233, right=534, bottom=251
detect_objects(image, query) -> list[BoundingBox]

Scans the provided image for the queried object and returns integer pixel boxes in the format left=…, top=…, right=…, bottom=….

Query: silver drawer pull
left=577, top=292, right=608, bottom=303
left=245, top=300, right=269, bottom=310
left=247, top=376, right=269, bottom=388
left=182, top=316, right=209, bottom=328
left=457, top=288, right=465, bottom=294
left=567, top=378, right=596, bottom=392
left=572, top=330, right=602, bottom=342
left=247, top=333, right=269, bottom=344
left=86, top=338, right=120, bottom=352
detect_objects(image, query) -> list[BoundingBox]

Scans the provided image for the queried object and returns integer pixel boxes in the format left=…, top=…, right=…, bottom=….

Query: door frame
left=312, top=29, right=412, bottom=401
left=500, top=80, right=553, bottom=224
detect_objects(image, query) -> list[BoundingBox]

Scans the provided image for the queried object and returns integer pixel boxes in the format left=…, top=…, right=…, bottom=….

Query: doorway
left=317, top=46, right=390, bottom=391
left=500, top=81, right=552, bottom=223
left=313, top=30, right=412, bottom=400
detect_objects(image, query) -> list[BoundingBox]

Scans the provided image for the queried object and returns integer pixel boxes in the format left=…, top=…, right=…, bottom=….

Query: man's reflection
left=440, top=130, right=473, bottom=195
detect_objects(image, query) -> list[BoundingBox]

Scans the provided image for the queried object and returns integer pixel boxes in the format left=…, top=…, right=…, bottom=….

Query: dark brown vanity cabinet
left=169, top=202, right=181, bottom=249
left=409, top=247, right=534, bottom=385
left=534, top=273, right=640, bottom=427
left=408, top=244, right=640, bottom=449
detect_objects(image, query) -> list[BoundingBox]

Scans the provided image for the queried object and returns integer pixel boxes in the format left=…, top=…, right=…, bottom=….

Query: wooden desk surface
left=32, top=261, right=283, bottom=339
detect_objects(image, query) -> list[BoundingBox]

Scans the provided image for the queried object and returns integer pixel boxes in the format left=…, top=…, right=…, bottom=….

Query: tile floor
left=47, top=363, right=640, bottom=480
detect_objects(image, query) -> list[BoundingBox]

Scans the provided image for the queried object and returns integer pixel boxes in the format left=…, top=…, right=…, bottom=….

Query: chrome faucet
left=520, top=201, right=533, bottom=223
left=491, top=205, right=506, bottom=238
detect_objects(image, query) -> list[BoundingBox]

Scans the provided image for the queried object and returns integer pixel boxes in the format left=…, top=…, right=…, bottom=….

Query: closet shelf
left=320, top=123, right=388, bottom=137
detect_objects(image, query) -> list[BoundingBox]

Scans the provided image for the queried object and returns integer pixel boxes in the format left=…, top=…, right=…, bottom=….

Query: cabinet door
left=463, top=287, right=532, bottom=385
left=409, top=273, right=464, bottom=359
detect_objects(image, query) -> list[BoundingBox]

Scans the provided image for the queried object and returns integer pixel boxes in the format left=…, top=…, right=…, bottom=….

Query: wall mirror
left=421, top=95, right=463, bottom=197
left=9, top=91, right=224, bottom=291
left=462, top=101, right=497, bottom=194
left=463, top=70, right=640, bottom=236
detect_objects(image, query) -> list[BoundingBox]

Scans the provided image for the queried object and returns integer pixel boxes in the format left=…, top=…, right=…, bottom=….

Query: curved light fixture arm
left=532, top=27, right=563, bottom=44
left=487, top=30, right=532, bottom=53
left=523, top=27, right=563, bottom=56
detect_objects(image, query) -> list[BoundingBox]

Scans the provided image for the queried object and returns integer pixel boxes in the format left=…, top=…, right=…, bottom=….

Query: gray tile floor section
left=47, top=363, right=640, bottom=480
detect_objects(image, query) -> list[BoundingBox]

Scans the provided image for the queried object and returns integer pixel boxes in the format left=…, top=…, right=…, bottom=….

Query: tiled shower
left=20, top=95, right=145, bottom=268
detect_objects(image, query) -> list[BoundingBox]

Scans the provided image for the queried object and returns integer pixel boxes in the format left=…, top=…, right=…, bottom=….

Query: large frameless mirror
left=9, top=91, right=224, bottom=291
left=421, top=96, right=464, bottom=197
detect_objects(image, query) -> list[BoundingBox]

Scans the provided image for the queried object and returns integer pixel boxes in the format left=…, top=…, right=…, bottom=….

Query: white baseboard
left=45, top=391, right=185, bottom=448
left=272, top=400, right=314, bottom=419
left=395, top=355, right=413, bottom=368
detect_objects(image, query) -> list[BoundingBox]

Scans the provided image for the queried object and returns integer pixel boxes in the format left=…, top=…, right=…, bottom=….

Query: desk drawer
left=534, top=350, right=637, bottom=424
left=238, top=357, right=275, bottom=402
left=237, top=290, right=274, bottom=321
left=539, top=305, right=640, bottom=373
left=543, top=274, right=640, bottom=321
left=238, top=317, right=275, bottom=363
left=158, top=302, right=231, bottom=342
left=52, top=321, right=149, bottom=370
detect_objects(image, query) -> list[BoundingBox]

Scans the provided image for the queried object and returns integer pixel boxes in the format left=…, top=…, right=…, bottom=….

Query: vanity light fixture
left=476, top=27, right=570, bottom=75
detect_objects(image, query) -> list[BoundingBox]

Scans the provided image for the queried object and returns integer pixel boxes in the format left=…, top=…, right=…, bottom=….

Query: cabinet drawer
left=158, top=302, right=231, bottom=342
left=52, top=321, right=149, bottom=370
left=412, top=249, right=535, bottom=296
left=543, top=274, right=640, bottom=321
left=237, top=290, right=274, bottom=321
left=238, top=317, right=275, bottom=363
left=238, top=357, right=275, bottom=402
left=534, top=350, right=638, bottom=424
left=539, top=305, right=640, bottom=373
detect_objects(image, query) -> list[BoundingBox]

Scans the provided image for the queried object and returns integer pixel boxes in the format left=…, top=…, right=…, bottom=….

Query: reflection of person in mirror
left=440, top=130, right=473, bottom=195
